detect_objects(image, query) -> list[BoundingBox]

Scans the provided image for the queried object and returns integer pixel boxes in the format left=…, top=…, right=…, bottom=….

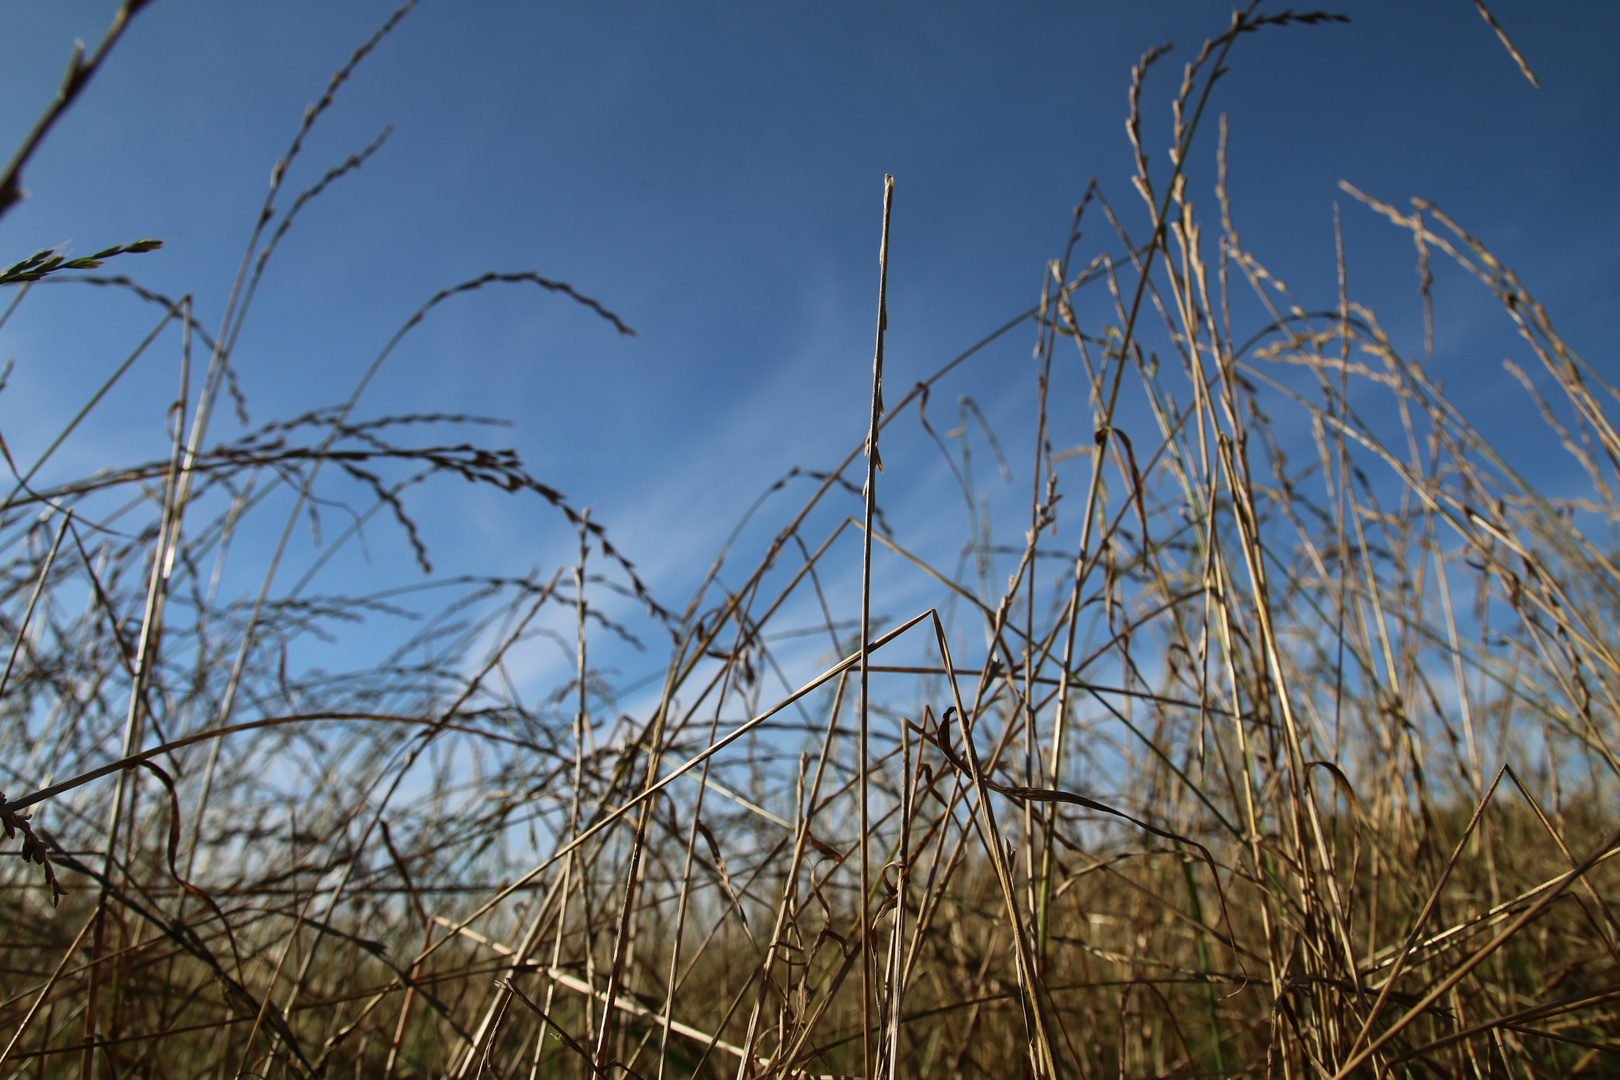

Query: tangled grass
left=2, top=2, right=1616, bottom=1077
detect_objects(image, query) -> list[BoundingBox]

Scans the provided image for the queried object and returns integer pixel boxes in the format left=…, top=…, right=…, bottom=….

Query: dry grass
left=2, top=2, right=1617, bottom=1077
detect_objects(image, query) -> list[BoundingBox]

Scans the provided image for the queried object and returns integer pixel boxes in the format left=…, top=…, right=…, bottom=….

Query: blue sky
left=1, top=1, right=1616, bottom=705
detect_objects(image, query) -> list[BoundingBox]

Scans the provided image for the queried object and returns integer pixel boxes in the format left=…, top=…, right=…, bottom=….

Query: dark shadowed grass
left=2, top=2, right=1617, bottom=1078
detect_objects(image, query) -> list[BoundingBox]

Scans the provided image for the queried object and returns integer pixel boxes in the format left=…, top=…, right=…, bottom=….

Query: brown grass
left=1, top=2, right=1617, bottom=1078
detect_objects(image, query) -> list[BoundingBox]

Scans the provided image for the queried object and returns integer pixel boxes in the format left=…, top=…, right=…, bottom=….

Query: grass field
left=2, top=2, right=1617, bottom=1077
